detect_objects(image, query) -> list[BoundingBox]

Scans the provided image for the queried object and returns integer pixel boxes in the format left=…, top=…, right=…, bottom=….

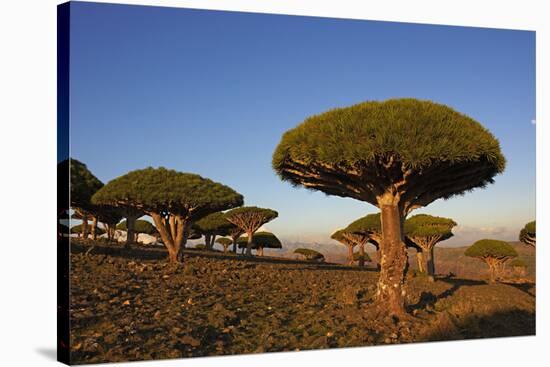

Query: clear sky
left=69, top=2, right=535, bottom=246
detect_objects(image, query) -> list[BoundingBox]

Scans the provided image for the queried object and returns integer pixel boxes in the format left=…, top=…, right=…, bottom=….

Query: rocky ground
left=69, top=241, right=535, bottom=364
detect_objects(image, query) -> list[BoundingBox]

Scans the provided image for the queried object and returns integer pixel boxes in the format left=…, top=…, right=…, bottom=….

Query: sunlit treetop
left=273, top=98, right=506, bottom=212
left=92, top=167, right=243, bottom=218
left=465, top=239, right=518, bottom=259
left=404, top=214, right=456, bottom=238
left=345, top=214, right=381, bottom=236
left=294, top=248, right=325, bottom=261
left=519, top=220, right=536, bottom=247
left=237, top=232, right=282, bottom=249
left=194, top=211, right=234, bottom=235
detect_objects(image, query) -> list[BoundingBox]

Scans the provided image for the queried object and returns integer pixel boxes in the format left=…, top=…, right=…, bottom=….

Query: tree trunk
left=205, top=234, right=211, bottom=250
left=258, top=247, right=264, bottom=257
left=232, top=237, right=238, bottom=253
left=426, top=247, right=435, bottom=277
left=358, top=243, right=365, bottom=267
left=376, top=249, right=381, bottom=271
left=416, top=251, right=425, bottom=273
left=246, top=232, right=254, bottom=256
left=211, top=235, right=217, bottom=250
left=376, top=201, right=408, bottom=317
left=126, top=215, right=137, bottom=248
left=90, top=216, right=98, bottom=241
left=81, top=216, right=89, bottom=239
left=348, top=245, right=354, bottom=265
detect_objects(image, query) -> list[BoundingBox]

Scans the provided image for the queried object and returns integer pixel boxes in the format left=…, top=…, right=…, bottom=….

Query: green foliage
left=404, top=214, right=456, bottom=238
left=274, top=98, right=505, bottom=172
left=272, top=98, right=505, bottom=207
left=519, top=220, right=536, bottom=245
left=61, top=159, right=103, bottom=210
left=509, top=258, right=527, bottom=268
left=195, top=212, right=233, bottom=235
left=353, top=252, right=371, bottom=262
left=330, top=229, right=346, bottom=241
left=524, top=221, right=536, bottom=234
left=95, top=206, right=124, bottom=226
left=465, top=239, right=518, bottom=259
left=345, top=214, right=381, bottom=234
left=215, top=237, right=233, bottom=246
left=92, top=167, right=243, bottom=217
left=294, top=248, right=325, bottom=261
left=117, top=219, right=157, bottom=234
left=71, top=224, right=105, bottom=235
left=236, top=232, right=282, bottom=249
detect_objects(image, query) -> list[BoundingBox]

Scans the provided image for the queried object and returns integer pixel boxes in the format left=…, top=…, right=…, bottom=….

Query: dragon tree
left=225, top=206, right=278, bottom=256
left=194, top=211, right=234, bottom=250
left=215, top=237, right=233, bottom=253
left=345, top=214, right=382, bottom=269
left=273, top=98, right=505, bottom=316
left=117, top=219, right=157, bottom=243
left=465, top=239, right=517, bottom=283
left=238, top=231, right=282, bottom=256
left=404, top=214, right=456, bottom=280
left=294, top=248, right=325, bottom=262
left=519, top=220, right=536, bottom=247
left=65, top=159, right=103, bottom=239
left=92, top=167, right=243, bottom=263
left=331, top=229, right=367, bottom=266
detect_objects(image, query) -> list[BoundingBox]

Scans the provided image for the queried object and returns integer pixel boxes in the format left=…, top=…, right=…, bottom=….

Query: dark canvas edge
left=57, top=2, right=71, bottom=365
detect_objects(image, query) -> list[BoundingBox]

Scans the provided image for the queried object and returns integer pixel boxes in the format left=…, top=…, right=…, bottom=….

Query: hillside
left=270, top=241, right=535, bottom=281
left=70, top=241, right=535, bottom=364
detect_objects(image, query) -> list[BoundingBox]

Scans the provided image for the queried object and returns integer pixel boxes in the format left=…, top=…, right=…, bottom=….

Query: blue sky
left=69, top=2, right=535, bottom=246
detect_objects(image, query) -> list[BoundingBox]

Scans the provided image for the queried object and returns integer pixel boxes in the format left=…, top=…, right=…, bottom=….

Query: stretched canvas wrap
left=57, top=1, right=536, bottom=365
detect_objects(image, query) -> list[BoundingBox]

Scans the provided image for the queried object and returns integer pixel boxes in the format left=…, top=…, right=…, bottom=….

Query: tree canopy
left=272, top=98, right=505, bottom=213
left=215, top=237, right=233, bottom=252
left=509, top=258, right=527, bottom=268
left=194, top=211, right=231, bottom=232
left=465, top=239, right=518, bottom=259
left=404, top=214, right=456, bottom=239
left=92, top=167, right=243, bottom=218
left=519, top=220, right=536, bottom=247
left=237, top=232, right=282, bottom=249
left=117, top=219, right=157, bottom=234
left=294, top=248, right=325, bottom=262
left=64, top=159, right=103, bottom=211
left=330, top=229, right=358, bottom=247
left=344, top=214, right=382, bottom=245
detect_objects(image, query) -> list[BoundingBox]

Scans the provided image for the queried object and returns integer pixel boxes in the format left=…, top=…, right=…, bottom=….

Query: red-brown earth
left=69, top=240, right=535, bottom=364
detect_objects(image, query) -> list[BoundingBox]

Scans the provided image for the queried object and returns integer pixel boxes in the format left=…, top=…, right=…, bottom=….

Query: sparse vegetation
left=465, top=239, right=518, bottom=283
left=294, top=248, right=325, bottom=262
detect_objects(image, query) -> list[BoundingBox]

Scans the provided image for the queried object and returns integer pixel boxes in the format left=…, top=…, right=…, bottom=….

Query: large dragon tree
left=225, top=206, right=278, bottom=256
left=92, top=167, right=243, bottom=263
left=519, top=220, right=536, bottom=247
left=273, top=98, right=505, bottom=316
left=404, top=214, right=456, bottom=279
